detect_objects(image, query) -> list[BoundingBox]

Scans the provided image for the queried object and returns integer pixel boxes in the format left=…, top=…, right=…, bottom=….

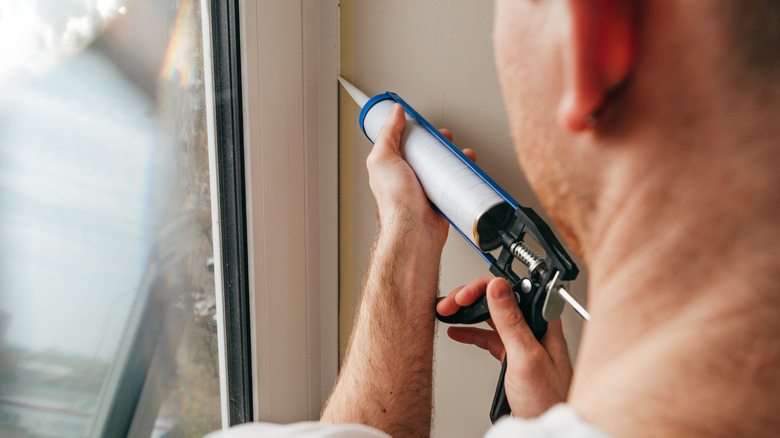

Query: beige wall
left=339, top=1, right=587, bottom=436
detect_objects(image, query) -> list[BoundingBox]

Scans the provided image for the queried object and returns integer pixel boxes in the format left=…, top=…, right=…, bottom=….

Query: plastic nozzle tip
left=338, top=76, right=371, bottom=109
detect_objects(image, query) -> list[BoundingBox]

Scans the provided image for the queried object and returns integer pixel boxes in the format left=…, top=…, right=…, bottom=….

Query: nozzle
left=338, top=76, right=370, bottom=109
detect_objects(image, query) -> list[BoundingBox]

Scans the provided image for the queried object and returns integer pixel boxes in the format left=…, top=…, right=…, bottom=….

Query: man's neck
left=567, top=143, right=780, bottom=437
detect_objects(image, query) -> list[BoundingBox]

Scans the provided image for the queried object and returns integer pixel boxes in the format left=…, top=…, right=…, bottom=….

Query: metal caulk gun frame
left=340, top=77, right=590, bottom=423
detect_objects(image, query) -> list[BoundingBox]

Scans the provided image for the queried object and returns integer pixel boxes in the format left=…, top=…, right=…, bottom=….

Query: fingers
left=373, top=113, right=470, bottom=168
left=436, top=286, right=464, bottom=316
left=438, top=128, right=454, bottom=142
left=365, top=104, right=412, bottom=202
left=540, top=318, right=571, bottom=370
left=461, top=148, right=476, bottom=162
left=442, top=276, right=573, bottom=418
left=454, top=277, right=492, bottom=307
left=368, top=104, right=406, bottom=164
left=436, top=128, right=476, bottom=163
left=447, top=326, right=505, bottom=361
left=436, top=277, right=493, bottom=316
left=485, top=278, right=539, bottom=357
left=381, top=104, right=406, bottom=152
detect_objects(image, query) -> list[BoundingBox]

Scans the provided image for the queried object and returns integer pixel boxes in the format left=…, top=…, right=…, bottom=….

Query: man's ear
left=558, top=0, right=638, bottom=132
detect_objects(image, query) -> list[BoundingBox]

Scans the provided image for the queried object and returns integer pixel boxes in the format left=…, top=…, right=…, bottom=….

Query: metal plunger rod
left=511, top=241, right=591, bottom=321
left=557, top=287, right=591, bottom=321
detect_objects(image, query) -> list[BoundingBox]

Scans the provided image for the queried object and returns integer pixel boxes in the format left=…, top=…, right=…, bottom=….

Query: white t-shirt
left=205, top=404, right=611, bottom=438
left=486, top=405, right=611, bottom=438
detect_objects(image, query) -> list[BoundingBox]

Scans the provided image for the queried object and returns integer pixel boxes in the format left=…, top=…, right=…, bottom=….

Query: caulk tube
left=359, top=93, right=513, bottom=252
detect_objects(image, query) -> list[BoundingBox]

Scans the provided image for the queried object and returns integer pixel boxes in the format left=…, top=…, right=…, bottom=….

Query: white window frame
left=238, top=0, right=340, bottom=422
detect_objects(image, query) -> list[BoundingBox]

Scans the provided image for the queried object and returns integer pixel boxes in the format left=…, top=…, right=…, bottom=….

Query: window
left=0, top=0, right=243, bottom=436
left=0, top=0, right=342, bottom=434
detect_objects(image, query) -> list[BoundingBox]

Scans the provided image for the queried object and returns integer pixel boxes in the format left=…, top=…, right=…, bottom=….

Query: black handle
left=435, top=295, right=490, bottom=324
left=434, top=206, right=578, bottom=423
left=490, top=358, right=511, bottom=423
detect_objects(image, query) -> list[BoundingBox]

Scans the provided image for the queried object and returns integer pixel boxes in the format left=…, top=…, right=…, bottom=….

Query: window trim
left=239, top=0, right=340, bottom=422
left=209, top=0, right=254, bottom=427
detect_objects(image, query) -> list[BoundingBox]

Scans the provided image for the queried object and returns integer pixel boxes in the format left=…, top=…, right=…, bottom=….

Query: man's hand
left=437, top=277, right=573, bottom=418
left=367, top=103, right=473, bottom=249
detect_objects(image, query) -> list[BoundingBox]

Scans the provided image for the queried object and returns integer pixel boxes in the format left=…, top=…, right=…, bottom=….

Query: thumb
left=485, top=278, right=539, bottom=361
left=373, top=104, right=406, bottom=157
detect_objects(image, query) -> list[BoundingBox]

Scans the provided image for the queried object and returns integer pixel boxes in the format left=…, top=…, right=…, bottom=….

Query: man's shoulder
left=486, top=405, right=612, bottom=438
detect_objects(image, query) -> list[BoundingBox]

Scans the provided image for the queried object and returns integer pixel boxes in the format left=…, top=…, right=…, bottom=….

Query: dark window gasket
left=210, top=0, right=253, bottom=426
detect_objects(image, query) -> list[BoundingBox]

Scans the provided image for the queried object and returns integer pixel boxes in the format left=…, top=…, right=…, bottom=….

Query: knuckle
left=510, top=344, right=546, bottom=372
left=366, top=150, right=383, bottom=169
left=513, top=351, right=547, bottom=380
left=499, top=306, right=526, bottom=328
left=525, top=345, right=547, bottom=366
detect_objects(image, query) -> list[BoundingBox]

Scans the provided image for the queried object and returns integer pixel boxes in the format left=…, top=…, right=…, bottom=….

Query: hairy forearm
left=322, top=222, right=442, bottom=437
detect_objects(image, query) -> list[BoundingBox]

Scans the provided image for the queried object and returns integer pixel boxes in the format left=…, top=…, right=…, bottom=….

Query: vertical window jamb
left=209, top=0, right=253, bottom=426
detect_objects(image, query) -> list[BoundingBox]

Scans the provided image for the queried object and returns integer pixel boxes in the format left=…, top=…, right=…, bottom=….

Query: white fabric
left=204, top=422, right=390, bottom=438
left=486, top=404, right=612, bottom=438
left=205, top=404, right=610, bottom=438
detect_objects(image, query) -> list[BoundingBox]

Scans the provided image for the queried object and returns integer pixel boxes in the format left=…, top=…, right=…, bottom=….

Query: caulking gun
left=339, top=77, right=590, bottom=423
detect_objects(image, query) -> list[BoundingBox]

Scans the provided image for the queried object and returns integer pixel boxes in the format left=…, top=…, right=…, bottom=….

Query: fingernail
left=491, top=279, right=511, bottom=299
left=454, top=288, right=465, bottom=304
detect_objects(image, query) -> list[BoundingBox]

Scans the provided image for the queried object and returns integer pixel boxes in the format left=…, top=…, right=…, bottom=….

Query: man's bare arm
left=320, top=104, right=450, bottom=437
left=320, top=224, right=441, bottom=437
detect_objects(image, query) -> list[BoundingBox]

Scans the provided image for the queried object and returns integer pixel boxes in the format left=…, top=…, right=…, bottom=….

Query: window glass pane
left=0, top=0, right=222, bottom=437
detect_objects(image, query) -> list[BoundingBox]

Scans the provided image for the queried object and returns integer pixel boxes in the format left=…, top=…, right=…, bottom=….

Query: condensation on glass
left=0, top=0, right=221, bottom=437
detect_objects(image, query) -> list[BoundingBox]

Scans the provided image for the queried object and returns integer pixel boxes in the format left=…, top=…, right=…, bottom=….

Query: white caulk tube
left=339, top=77, right=513, bottom=251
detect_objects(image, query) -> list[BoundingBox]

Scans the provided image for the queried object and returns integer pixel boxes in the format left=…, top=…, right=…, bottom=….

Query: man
left=214, top=1, right=780, bottom=436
